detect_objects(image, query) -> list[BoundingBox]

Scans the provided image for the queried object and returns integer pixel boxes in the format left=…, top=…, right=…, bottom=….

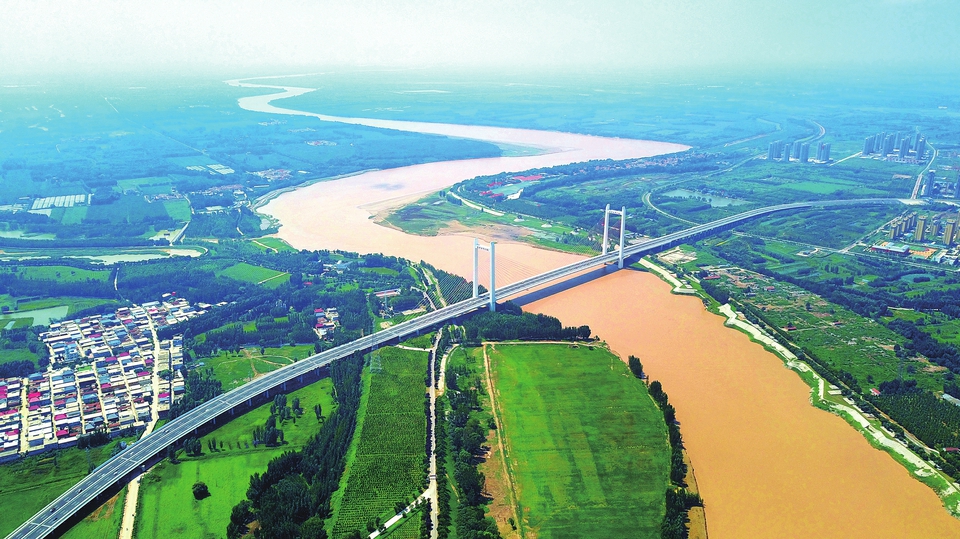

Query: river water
left=241, top=79, right=960, bottom=537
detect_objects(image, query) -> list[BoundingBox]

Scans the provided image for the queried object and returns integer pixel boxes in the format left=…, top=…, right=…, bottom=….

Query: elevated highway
left=8, top=197, right=907, bottom=539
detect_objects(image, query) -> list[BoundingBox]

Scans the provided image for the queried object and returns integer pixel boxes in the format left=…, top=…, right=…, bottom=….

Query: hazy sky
left=1, top=0, right=956, bottom=76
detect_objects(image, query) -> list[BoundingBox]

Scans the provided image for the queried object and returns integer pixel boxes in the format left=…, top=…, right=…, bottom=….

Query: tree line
left=227, top=351, right=364, bottom=539
left=439, top=353, right=502, bottom=539
left=463, top=301, right=590, bottom=342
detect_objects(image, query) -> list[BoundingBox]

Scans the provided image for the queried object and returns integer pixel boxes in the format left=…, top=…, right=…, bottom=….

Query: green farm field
left=488, top=343, right=670, bottom=539
left=133, top=379, right=334, bottom=539
left=217, top=262, right=289, bottom=287
left=0, top=437, right=136, bottom=538
left=331, top=346, right=428, bottom=538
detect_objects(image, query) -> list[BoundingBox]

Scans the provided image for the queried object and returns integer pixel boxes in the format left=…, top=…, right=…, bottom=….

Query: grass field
left=218, top=262, right=289, bottom=287
left=361, top=266, right=401, bottom=276
left=60, top=486, right=127, bottom=539
left=8, top=265, right=111, bottom=282
left=14, top=297, right=113, bottom=313
left=60, top=206, right=88, bottom=225
left=162, top=200, right=192, bottom=222
left=331, top=347, right=428, bottom=538
left=203, top=345, right=314, bottom=390
left=0, top=437, right=136, bottom=538
left=133, top=380, right=334, bottom=539
left=401, top=332, right=435, bottom=349
left=249, top=237, right=296, bottom=252
left=488, top=343, right=670, bottom=539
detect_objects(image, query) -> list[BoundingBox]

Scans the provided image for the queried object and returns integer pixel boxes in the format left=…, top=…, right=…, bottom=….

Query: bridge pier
left=473, top=239, right=497, bottom=311
left=602, top=205, right=627, bottom=268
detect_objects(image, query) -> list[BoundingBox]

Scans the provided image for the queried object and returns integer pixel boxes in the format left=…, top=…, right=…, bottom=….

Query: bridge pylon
left=602, top=204, right=627, bottom=268
left=473, top=238, right=497, bottom=311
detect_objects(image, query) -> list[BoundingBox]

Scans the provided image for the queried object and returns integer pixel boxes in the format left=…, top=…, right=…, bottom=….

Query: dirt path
left=118, top=317, right=164, bottom=539
left=482, top=344, right=524, bottom=538
left=256, top=272, right=289, bottom=285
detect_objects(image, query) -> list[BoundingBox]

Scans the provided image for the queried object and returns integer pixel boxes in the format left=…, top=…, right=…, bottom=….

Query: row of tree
left=440, top=351, right=502, bottom=539
left=463, top=301, right=590, bottom=342
left=227, top=352, right=364, bottom=539
left=646, top=378, right=704, bottom=539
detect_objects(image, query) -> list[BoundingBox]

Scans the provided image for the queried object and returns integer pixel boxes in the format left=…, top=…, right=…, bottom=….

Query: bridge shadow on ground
left=509, top=262, right=645, bottom=308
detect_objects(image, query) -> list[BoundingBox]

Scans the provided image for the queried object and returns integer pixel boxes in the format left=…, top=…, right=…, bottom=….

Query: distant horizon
left=2, top=0, right=958, bottom=79
left=4, top=63, right=960, bottom=89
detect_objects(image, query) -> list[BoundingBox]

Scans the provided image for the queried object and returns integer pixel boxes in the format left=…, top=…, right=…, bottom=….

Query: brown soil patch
left=85, top=490, right=123, bottom=522
left=683, top=451, right=709, bottom=539
left=479, top=433, right=522, bottom=539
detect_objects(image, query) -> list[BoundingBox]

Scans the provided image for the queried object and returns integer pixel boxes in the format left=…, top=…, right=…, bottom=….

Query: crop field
left=488, top=343, right=670, bottom=539
left=85, top=195, right=170, bottom=227
left=60, top=486, right=127, bottom=539
left=217, top=262, right=288, bottom=286
left=0, top=437, right=136, bottom=538
left=381, top=509, right=422, bottom=539
left=332, top=346, right=428, bottom=538
left=706, top=267, right=950, bottom=391
left=133, top=380, right=333, bottom=539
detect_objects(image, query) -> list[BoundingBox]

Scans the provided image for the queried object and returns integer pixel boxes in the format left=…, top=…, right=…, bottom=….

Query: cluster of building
left=313, top=307, right=340, bottom=340
left=886, top=211, right=960, bottom=245
left=30, top=194, right=90, bottom=211
left=863, top=131, right=926, bottom=163
left=0, top=297, right=204, bottom=462
left=42, top=297, right=201, bottom=366
left=766, top=140, right=831, bottom=163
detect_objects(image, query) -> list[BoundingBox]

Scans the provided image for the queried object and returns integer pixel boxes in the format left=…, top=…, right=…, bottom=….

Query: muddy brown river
left=242, top=79, right=960, bottom=538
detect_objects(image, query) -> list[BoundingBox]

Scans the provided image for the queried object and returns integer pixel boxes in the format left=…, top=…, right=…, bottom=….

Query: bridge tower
left=473, top=239, right=497, bottom=311
left=601, top=204, right=627, bottom=268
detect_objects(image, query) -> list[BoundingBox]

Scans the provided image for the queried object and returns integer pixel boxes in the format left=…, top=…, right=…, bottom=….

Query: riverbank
left=641, top=257, right=960, bottom=520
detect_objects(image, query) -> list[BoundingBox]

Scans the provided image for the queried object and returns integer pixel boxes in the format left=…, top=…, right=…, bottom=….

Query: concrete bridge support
left=602, top=204, right=627, bottom=268
left=473, top=239, right=497, bottom=311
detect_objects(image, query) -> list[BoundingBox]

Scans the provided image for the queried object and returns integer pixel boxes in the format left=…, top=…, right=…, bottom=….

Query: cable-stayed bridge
left=8, top=197, right=906, bottom=539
